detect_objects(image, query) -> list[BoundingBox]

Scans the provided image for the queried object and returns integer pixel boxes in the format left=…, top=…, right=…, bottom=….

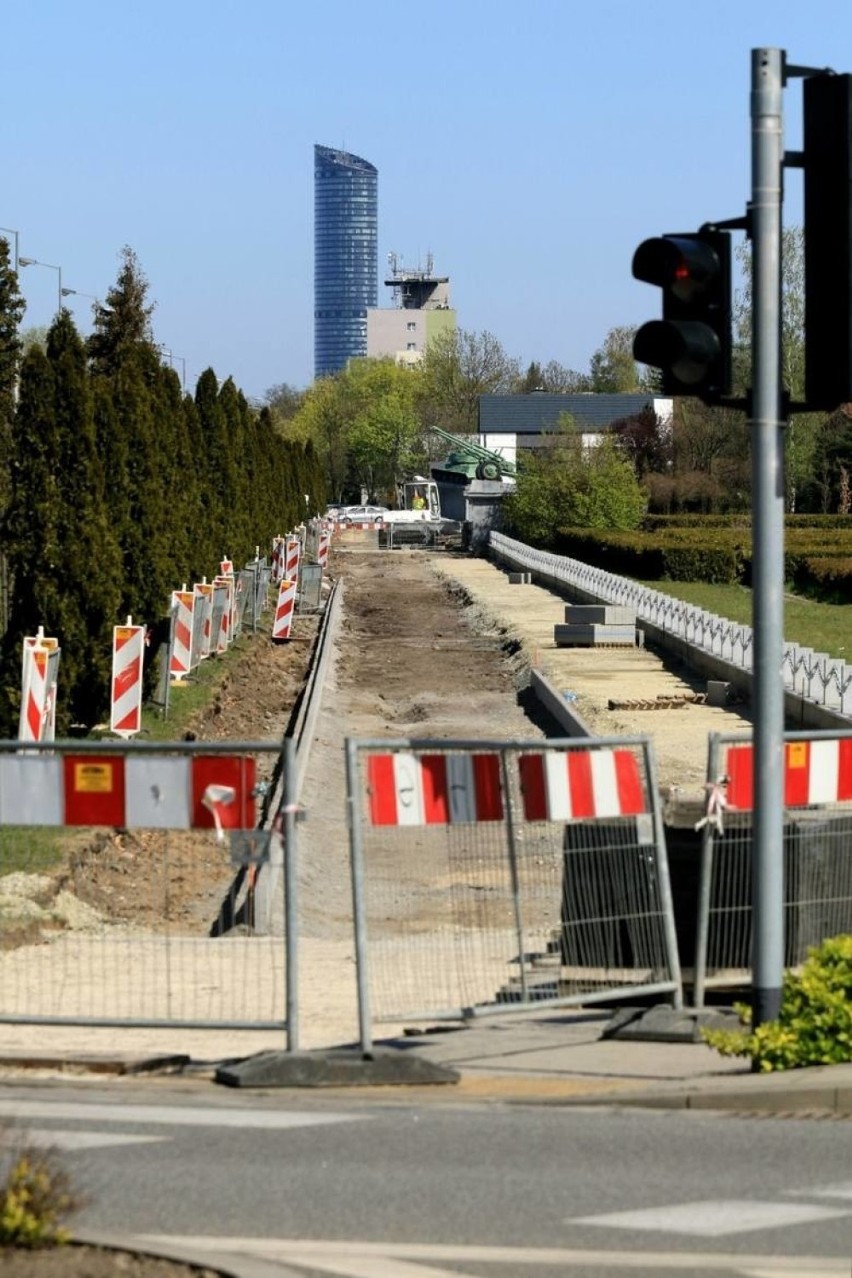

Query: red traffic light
left=631, top=229, right=732, bottom=401
left=632, top=236, right=723, bottom=304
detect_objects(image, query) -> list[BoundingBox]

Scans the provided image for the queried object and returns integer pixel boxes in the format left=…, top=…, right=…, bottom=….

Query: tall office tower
left=314, top=144, right=378, bottom=379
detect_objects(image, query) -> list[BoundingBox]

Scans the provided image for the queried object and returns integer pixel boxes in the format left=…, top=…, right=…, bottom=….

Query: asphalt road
left=2, top=1080, right=850, bottom=1277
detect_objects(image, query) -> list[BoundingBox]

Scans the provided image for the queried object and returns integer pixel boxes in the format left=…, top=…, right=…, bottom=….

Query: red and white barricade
left=317, top=527, right=331, bottom=570
left=0, top=752, right=256, bottom=833
left=725, top=738, right=852, bottom=810
left=211, top=581, right=231, bottom=654
left=518, top=748, right=645, bottom=821
left=20, top=631, right=60, bottom=742
left=213, top=575, right=235, bottom=650
left=193, top=582, right=214, bottom=659
left=367, top=752, right=504, bottom=825
left=285, top=535, right=300, bottom=582
left=219, top=556, right=234, bottom=577
left=19, top=642, right=60, bottom=744
left=170, top=589, right=195, bottom=681
left=272, top=578, right=297, bottom=641
left=110, top=620, right=145, bottom=738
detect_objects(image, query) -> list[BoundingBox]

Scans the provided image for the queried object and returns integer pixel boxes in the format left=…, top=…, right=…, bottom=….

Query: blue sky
left=4, top=0, right=851, bottom=399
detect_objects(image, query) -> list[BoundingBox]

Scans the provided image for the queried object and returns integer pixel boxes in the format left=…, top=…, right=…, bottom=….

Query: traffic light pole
left=749, top=47, right=785, bottom=1027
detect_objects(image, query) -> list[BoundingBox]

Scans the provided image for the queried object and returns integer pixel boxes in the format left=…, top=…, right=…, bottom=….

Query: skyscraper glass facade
left=314, top=144, right=378, bottom=379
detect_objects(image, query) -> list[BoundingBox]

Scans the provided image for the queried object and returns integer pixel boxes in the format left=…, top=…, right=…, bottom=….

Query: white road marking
left=0, top=1100, right=366, bottom=1130
left=789, top=1180, right=852, bottom=1202
left=570, top=1198, right=851, bottom=1236
left=24, top=1129, right=165, bottom=1151
left=138, top=1235, right=852, bottom=1274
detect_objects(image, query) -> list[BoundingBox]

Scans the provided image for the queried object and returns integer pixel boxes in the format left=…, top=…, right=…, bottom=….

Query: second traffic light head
left=632, top=230, right=732, bottom=402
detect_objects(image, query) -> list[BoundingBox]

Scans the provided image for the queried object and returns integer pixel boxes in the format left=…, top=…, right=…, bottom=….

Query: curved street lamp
left=19, top=256, right=62, bottom=316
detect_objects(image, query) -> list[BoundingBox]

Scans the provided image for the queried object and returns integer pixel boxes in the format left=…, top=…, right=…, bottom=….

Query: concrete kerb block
left=706, top=680, right=730, bottom=707
left=508, top=571, right=532, bottom=585
left=214, top=1049, right=460, bottom=1089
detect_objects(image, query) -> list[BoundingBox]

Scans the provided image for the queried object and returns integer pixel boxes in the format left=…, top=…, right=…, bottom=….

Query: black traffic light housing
left=632, top=230, right=732, bottom=403
left=803, top=72, right=852, bottom=412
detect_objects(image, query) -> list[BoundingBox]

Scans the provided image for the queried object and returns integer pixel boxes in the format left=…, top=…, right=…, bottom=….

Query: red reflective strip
left=113, top=658, right=141, bottom=699
left=367, top=755, right=398, bottom=825
left=567, top=751, right=595, bottom=818
left=114, top=628, right=138, bottom=652
left=472, top=754, right=503, bottom=820
left=839, top=739, right=852, bottom=800
left=420, top=755, right=450, bottom=823
left=175, top=620, right=192, bottom=647
left=784, top=741, right=810, bottom=806
left=614, top=750, right=645, bottom=814
left=726, top=745, right=753, bottom=810
left=63, top=756, right=126, bottom=826
left=113, top=706, right=141, bottom=732
left=518, top=755, right=547, bottom=821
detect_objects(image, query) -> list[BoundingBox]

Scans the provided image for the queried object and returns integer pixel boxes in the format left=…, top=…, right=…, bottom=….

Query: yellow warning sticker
left=787, top=742, right=807, bottom=770
left=73, top=763, right=113, bottom=793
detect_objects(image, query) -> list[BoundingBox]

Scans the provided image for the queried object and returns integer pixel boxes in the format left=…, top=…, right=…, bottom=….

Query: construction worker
left=412, top=491, right=427, bottom=510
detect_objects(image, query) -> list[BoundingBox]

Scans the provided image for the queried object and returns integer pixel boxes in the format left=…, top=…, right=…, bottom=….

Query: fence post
left=282, top=735, right=299, bottom=1053
left=500, top=748, right=528, bottom=1003
left=693, top=732, right=722, bottom=1009
left=345, top=738, right=373, bottom=1055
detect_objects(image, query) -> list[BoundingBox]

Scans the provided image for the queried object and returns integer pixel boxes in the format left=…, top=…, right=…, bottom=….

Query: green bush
left=0, top=1134, right=82, bottom=1247
left=703, top=934, right=852, bottom=1072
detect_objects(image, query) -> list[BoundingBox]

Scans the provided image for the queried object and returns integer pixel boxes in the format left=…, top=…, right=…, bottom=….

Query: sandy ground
left=0, top=536, right=751, bottom=1064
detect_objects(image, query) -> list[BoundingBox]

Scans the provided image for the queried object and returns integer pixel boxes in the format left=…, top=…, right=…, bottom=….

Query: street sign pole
left=749, top=47, right=786, bottom=1027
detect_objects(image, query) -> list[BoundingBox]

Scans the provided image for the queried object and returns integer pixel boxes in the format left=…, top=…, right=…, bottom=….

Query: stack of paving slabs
left=554, top=604, right=637, bottom=648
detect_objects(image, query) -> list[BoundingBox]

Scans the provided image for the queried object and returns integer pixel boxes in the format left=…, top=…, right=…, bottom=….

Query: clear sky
left=4, top=0, right=851, bottom=400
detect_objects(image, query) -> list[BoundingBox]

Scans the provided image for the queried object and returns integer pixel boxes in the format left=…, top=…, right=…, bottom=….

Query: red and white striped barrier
left=726, top=738, right=852, bottom=810
left=285, top=535, right=300, bottom=581
left=317, top=527, right=331, bottom=570
left=219, top=556, right=234, bottom=577
left=110, top=621, right=145, bottom=738
left=193, top=582, right=214, bottom=659
left=170, top=590, right=195, bottom=680
left=367, top=752, right=504, bottom=825
left=518, top=749, right=646, bottom=821
left=213, top=576, right=234, bottom=652
left=272, top=578, right=297, bottom=641
left=20, top=632, right=60, bottom=742
left=0, top=753, right=256, bottom=831
left=271, top=537, right=285, bottom=583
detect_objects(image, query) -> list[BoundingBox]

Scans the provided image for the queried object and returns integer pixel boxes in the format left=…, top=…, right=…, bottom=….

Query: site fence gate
left=694, top=729, right=852, bottom=1007
left=346, top=736, right=683, bottom=1052
left=0, top=738, right=300, bottom=1045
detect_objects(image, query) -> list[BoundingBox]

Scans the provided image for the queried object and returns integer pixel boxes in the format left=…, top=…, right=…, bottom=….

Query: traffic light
left=632, top=230, right=732, bottom=402
left=803, top=73, right=852, bottom=412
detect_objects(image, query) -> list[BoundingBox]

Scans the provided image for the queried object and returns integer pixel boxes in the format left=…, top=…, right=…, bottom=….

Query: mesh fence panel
left=348, top=738, right=681, bottom=1028
left=695, top=731, right=852, bottom=1004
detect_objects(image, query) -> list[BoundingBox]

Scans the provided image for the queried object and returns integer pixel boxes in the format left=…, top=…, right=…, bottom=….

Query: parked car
left=339, top=505, right=389, bottom=525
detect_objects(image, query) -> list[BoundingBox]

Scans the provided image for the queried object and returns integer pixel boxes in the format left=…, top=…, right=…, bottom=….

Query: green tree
left=418, top=327, right=520, bottom=433
left=46, top=311, right=123, bottom=726
left=87, top=246, right=155, bottom=375
left=588, top=326, right=651, bottom=393
left=0, top=239, right=25, bottom=519
left=0, top=346, right=61, bottom=732
left=503, top=418, right=646, bottom=546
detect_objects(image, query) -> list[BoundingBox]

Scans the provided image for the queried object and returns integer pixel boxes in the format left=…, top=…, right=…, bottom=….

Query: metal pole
left=345, top=738, right=373, bottom=1055
left=749, top=47, right=786, bottom=1027
left=283, top=735, right=299, bottom=1051
left=499, top=748, right=528, bottom=1002
left=57, top=265, right=62, bottom=316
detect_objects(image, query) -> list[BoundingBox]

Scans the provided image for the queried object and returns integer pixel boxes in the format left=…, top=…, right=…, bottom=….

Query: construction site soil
left=0, top=536, right=737, bottom=1276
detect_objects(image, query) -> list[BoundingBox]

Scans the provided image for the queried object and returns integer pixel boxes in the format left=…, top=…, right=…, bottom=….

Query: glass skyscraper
left=314, top=144, right=378, bottom=379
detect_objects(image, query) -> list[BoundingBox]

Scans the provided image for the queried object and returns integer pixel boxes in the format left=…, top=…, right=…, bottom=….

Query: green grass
left=139, top=631, right=261, bottom=741
left=640, top=580, right=852, bottom=660
left=0, top=827, right=64, bottom=877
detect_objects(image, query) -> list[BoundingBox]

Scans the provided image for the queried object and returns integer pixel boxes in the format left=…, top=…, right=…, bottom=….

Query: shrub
left=0, top=1132, right=82, bottom=1248
left=703, top=934, right=852, bottom=1072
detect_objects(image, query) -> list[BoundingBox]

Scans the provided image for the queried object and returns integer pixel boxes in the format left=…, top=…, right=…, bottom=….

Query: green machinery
left=428, top=424, right=516, bottom=482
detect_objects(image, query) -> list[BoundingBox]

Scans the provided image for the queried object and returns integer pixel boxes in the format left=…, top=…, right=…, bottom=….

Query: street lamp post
left=156, top=344, right=187, bottom=391
left=0, top=228, right=19, bottom=272
left=19, top=256, right=62, bottom=317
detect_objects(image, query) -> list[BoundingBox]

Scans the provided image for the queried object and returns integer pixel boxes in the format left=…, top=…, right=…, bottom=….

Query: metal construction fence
left=693, top=730, right=852, bottom=1006
left=345, top=736, right=682, bottom=1051
left=0, top=738, right=299, bottom=1043
left=489, top=531, right=852, bottom=716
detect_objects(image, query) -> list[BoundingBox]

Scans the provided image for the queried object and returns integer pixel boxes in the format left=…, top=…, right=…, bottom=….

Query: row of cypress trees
left=0, top=243, right=325, bottom=734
